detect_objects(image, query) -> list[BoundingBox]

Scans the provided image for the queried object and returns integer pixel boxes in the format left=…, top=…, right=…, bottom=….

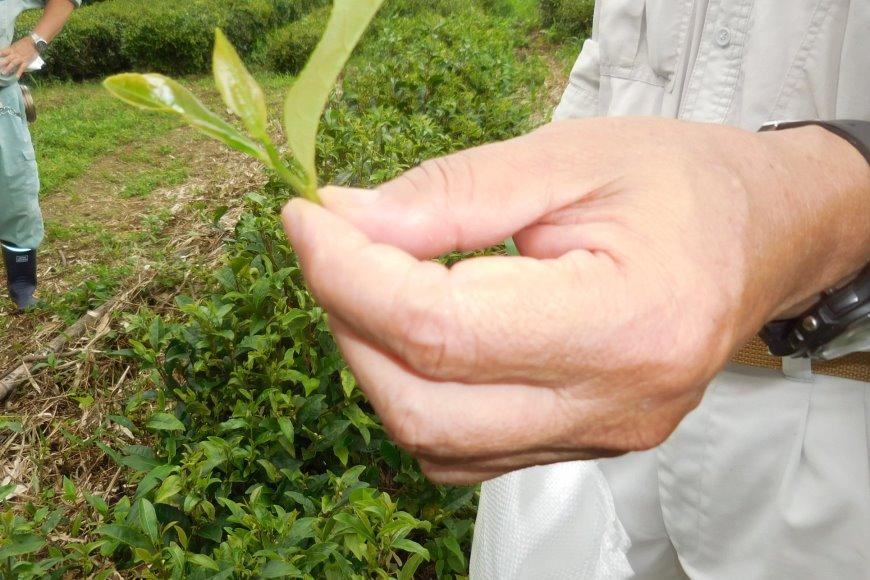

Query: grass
left=0, top=78, right=239, bottom=364
left=24, top=77, right=227, bottom=198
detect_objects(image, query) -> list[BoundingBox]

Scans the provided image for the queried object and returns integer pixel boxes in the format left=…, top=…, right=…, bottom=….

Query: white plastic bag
left=471, top=461, right=633, bottom=579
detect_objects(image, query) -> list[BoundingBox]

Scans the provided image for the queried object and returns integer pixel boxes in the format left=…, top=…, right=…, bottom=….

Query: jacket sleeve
left=552, top=4, right=602, bottom=121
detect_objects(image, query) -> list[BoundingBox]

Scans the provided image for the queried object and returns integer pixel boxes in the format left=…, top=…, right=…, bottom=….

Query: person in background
left=283, top=1, right=870, bottom=578
left=0, top=0, right=79, bottom=311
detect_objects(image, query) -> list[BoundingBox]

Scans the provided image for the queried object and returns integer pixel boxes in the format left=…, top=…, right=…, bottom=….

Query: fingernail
left=321, top=186, right=381, bottom=207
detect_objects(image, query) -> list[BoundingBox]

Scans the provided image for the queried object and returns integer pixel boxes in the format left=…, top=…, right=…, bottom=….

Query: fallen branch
left=0, top=299, right=118, bottom=402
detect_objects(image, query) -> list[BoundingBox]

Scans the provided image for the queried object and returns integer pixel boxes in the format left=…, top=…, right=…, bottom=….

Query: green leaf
left=138, top=499, right=160, bottom=546
left=107, top=414, right=136, bottom=432
left=135, top=464, right=177, bottom=500
left=154, top=475, right=183, bottom=505
left=41, top=509, right=65, bottom=534
left=218, top=417, right=248, bottom=432
left=121, top=445, right=161, bottom=472
left=85, top=493, right=109, bottom=517
left=165, top=543, right=186, bottom=576
left=333, top=512, right=374, bottom=541
left=213, top=29, right=269, bottom=142
left=278, top=417, right=295, bottom=445
left=62, top=476, right=76, bottom=502
left=392, top=538, right=429, bottom=560
left=104, top=73, right=267, bottom=163
left=333, top=444, right=348, bottom=466
left=340, top=368, right=356, bottom=399
left=0, top=534, right=45, bottom=559
left=0, top=418, right=23, bottom=433
left=283, top=0, right=385, bottom=199
left=260, top=559, right=302, bottom=578
left=187, top=552, right=220, bottom=571
left=96, top=524, right=152, bottom=551
left=441, top=534, right=465, bottom=566
left=399, top=553, right=425, bottom=580
left=146, top=412, right=185, bottom=432
left=0, top=483, right=17, bottom=502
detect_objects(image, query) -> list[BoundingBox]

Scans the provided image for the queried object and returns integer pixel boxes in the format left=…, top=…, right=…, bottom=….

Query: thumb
left=318, top=124, right=599, bottom=259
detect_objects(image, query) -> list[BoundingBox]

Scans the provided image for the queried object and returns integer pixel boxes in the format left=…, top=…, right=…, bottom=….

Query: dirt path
left=0, top=126, right=267, bottom=376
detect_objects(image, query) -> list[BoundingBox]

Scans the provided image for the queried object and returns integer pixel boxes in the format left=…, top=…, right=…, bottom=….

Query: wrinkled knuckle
left=419, top=463, right=460, bottom=485
left=384, top=400, right=443, bottom=458
left=629, top=418, right=679, bottom=451
left=396, top=295, right=461, bottom=379
left=384, top=401, right=425, bottom=455
left=417, top=153, right=474, bottom=196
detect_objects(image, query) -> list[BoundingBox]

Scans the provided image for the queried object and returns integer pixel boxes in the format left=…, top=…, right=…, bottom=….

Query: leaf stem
left=263, top=142, right=321, bottom=204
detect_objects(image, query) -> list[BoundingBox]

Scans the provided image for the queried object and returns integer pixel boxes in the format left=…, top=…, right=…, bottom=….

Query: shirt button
left=716, top=27, right=732, bottom=48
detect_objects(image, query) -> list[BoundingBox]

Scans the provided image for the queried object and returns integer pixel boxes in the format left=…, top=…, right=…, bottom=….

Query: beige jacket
left=554, top=0, right=870, bottom=129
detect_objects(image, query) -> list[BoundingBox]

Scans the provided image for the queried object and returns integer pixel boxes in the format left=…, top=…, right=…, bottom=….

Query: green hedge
left=273, top=0, right=329, bottom=21
left=16, top=0, right=303, bottom=80
left=542, top=0, right=594, bottom=38
left=264, top=5, right=330, bottom=74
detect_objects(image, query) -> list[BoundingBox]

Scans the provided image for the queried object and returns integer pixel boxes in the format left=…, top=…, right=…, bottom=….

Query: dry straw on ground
left=1, top=145, right=266, bottom=517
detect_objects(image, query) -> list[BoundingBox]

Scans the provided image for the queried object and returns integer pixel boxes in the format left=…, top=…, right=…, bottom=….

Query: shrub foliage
left=1, top=1, right=556, bottom=578
left=541, top=0, right=594, bottom=38
left=16, top=0, right=313, bottom=79
left=264, top=7, right=330, bottom=75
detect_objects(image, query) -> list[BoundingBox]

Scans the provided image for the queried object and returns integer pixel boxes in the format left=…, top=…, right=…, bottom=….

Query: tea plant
left=2, top=1, right=563, bottom=577
left=105, top=0, right=386, bottom=203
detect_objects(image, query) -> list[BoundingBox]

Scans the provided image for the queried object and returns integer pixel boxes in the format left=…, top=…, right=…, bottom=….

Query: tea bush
left=15, top=0, right=309, bottom=79
left=541, top=0, right=594, bottom=38
left=264, top=6, right=330, bottom=75
left=2, top=1, right=553, bottom=578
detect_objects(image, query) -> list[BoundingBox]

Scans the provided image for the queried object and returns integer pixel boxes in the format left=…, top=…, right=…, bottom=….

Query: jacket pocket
left=598, top=0, right=645, bottom=72
left=597, top=0, right=691, bottom=86
left=644, top=0, right=692, bottom=82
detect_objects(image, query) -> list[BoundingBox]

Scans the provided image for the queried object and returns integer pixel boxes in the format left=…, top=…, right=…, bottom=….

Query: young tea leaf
left=146, top=412, right=185, bottom=432
left=213, top=29, right=269, bottom=142
left=138, top=498, right=160, bottom=546
left=96, top=524, right=152, bottom=551
left=187, top=553, right=220, bottom=571
left=283, top=0, right=385, bottom=199
left=0, top=534, right=45, bottom=559
left=103, top=73, right=267, bottom=163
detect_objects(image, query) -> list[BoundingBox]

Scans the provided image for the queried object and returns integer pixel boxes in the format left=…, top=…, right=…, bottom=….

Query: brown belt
left=733, top=336, right=870, bottom=382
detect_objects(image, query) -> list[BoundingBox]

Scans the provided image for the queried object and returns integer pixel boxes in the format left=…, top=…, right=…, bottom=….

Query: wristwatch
left=28, top=32, right=49, bottom=55
left=758, top=119, right=870, bottom=360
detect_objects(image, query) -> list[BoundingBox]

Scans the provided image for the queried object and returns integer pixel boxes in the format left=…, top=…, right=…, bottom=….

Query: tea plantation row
left=16, top=0, right=592, bottom=79
left=15, top=0, right=329, bottom=79
left=0, top=0, right=588, bottom=577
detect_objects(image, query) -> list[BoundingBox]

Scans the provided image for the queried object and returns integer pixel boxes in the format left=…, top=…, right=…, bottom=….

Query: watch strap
left=760, top=263, right=870, bottom=360
left=760, top=119, right=870, bottom=166
left=757, top=119, right=870, bottom=360
left=28, top=32, right=48, bottom=54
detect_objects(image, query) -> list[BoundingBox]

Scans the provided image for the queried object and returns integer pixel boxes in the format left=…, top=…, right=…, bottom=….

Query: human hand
left=283, top=117, right=870, bottom=484
left=0, top=38, right=38, bottom=78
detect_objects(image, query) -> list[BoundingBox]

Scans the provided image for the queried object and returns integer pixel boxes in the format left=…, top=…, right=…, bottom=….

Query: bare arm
left=1, top=0, right=76, bottom=78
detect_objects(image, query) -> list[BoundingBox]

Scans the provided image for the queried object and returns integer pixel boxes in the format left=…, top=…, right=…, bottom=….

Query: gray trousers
left=0, top=82, right=42, bottom=250
left=472, top=365, right=870, bottom=579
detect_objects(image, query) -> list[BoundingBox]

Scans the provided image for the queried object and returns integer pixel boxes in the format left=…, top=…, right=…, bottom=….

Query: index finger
left=317, top=120, right=621, bottom=259
left=283, top=198, right=622, bottom=385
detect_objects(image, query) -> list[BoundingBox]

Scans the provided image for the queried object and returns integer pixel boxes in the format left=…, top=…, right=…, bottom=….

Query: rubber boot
left=2, top=244, right=37, bottom=312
